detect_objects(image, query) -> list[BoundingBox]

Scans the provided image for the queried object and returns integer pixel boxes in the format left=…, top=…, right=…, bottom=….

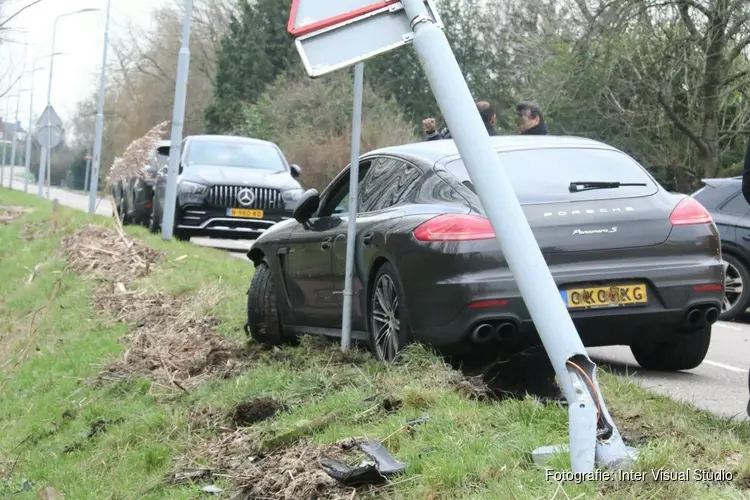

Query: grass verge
left=1, top=189, right=750, bottom=499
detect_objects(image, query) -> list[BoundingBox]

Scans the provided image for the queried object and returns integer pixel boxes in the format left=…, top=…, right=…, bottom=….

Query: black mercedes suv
left=149, top=134, right=303, bottom=240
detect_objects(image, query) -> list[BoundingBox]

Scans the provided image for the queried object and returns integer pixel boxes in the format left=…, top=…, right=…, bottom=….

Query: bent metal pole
left=400, top=0, right=636, bottom=471
left=340, top=62, right=365, bottom=352
left=162, top=0, right=194, bottom=241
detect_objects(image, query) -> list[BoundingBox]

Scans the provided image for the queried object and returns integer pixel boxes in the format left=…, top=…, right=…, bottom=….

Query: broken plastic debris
left=406, top=415, right=430, bottom=426
left=202, top=485, right=223, bottom=494
left=168, top=468, right=213, bottom=484
left=320, top=439, right=406, bottom=486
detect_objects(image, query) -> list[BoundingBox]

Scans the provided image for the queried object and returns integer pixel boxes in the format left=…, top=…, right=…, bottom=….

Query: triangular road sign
left=36, top=104, right=62, bottom=128
left=287, top=0, right=399, bottom=37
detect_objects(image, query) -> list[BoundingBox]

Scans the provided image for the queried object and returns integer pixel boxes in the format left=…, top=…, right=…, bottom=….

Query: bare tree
left=69, top=0, right=229, bottom=180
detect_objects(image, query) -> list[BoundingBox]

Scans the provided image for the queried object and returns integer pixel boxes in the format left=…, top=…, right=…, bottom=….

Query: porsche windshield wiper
left=568, top=181, right=647, bottom=193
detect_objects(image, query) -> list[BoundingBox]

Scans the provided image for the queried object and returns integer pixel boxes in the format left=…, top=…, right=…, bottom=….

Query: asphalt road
left=1, top=167, right=747, bottom=420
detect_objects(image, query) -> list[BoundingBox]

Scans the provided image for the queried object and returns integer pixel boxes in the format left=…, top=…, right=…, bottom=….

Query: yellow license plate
left=561, top=284, right=648, bottom=309
left=228, top=208, right=264, bottom=218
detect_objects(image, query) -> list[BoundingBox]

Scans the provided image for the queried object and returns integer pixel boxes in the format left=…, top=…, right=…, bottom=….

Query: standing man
left=423, top=100, right=498, bottom=141
left=515, top=101, right=549, bottom=135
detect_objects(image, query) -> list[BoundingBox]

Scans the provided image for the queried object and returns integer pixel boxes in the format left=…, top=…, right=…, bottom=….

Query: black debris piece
left=320, top=439, right=406, bottom=486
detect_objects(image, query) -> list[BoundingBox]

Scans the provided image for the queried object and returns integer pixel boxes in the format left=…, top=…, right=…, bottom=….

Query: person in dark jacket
left=423, top=100, right=498, bottom=141
left=742, top=136, right=750, bottom=205
left=515, top=101, right=549, bottom=135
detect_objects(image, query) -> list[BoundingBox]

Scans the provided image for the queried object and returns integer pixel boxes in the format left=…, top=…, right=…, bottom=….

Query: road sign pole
left=340, top=62, right=365, bottom=352
left=84, top=156, right=91, bottom=192
left=161, top=0, right=194, bottom=241
left=37, top=147, right=47, bottom=197
left=1, top=98, right=8, bottom=187
left=24, top=69, right=36, bottom=194
left=46, top=145, right=51, bottom=197
left=9, top=120, right=17, bottom=187
left=400, top=0, right=635, bottom=471
left=89, top=0, right=111, bottom=214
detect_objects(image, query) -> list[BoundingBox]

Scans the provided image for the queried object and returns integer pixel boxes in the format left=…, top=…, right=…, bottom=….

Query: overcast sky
left=2, top=0, right=169, bottom=129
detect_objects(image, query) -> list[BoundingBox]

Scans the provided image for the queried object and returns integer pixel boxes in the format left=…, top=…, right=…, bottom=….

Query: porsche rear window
left=444, top=147, right=659, bottom=204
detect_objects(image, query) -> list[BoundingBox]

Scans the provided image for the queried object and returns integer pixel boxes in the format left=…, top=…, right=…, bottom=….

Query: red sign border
left=287, top=0, right=399, bottom=37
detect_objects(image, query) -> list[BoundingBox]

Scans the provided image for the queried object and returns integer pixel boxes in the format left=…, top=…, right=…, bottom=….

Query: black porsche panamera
left=245, top=135, right=724, bottom=370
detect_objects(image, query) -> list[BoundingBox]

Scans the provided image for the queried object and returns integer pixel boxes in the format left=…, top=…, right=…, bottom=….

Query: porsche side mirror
left=290, top=164, right=301, bottom=179
left=293, top=188, right=320, bottom=224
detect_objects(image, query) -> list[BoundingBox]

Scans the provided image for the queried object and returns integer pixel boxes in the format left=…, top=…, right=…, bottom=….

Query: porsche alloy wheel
left=369, top=263, right=410, bottom=363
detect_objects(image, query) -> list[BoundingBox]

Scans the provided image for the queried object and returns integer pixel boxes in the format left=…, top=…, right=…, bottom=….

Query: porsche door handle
left=321, top=237, right=333, bottom=250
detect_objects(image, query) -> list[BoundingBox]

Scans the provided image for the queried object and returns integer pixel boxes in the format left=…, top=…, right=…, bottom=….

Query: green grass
left=1, top=189, right=750, bottom=499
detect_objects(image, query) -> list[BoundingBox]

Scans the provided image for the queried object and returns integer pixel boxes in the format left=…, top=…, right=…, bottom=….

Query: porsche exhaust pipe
left=704, top=307, right=719, bottom=325
left=685, top=308, right=702, bottom=327
left=495, top=322, right=516, bottom=340
left=470, top=323, right=494, bottom=343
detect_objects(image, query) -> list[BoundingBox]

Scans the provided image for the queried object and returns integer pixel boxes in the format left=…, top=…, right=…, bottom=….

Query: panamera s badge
left=572, top=227, right=618, bottom=235
left=237, top=188, right=255, bottom=207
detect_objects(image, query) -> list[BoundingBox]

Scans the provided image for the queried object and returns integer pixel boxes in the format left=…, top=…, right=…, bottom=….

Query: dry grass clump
left=96, top=284, right=254, bottom=391
left=59, top=222, right=252, bottom=392
left=106, top=120, right=169, bottom=186
left=0, top=205, right=29, bottom=224
left=199, top=438, right=357, bottom=500
left=61, top=224, right=164, bottom=282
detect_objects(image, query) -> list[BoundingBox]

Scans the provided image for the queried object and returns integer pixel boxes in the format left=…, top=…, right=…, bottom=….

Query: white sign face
left=293, top=0, right=442, bottom=78
left=288, top=0, right=398, bottom=36
left=36, top=125, right=64, bottom=149
left=36, top=105, right=63, bottom=128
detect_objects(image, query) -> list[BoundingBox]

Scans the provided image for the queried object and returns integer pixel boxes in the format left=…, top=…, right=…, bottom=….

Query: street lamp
left=39, top=7, right=99, bottom=198
left=26, top=53, right=61, bottom=194
left=6, top=37, right=31, bottom=188
left=8, top=86, right=30, bottom=188
left=88, top=0, right=112, bottom=213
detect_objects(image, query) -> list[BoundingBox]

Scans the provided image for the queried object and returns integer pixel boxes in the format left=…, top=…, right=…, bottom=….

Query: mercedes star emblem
left=237, top=188, right=255, bottom=207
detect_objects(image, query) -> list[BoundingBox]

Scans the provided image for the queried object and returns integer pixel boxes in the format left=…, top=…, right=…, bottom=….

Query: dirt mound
left=96, top=285, right=254, bottom=391
left=233, top=397, right=286, bottom=427
left=0, top=205, right=29, bottom=224
left=61, top=224, right=163, bottom=282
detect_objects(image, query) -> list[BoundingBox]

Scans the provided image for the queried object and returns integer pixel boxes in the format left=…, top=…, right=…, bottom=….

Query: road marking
left=716, top=322, right=743, bottom=331
left=704, top=360, right=748, bottom=373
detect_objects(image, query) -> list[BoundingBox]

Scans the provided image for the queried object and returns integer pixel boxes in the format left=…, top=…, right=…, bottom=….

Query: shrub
left=234, top=68, right=419, bottom=190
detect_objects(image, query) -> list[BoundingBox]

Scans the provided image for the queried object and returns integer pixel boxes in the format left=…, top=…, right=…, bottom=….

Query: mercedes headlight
left=178, top=181, right=208, bottom=195
left=282, top=189, right=304, bottom=202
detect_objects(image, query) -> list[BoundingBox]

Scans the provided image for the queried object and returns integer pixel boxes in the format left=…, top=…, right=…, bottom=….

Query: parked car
left=149, top=135, right=303, bottom=241
left=245, top=135, right=723, bottom=370
left=111, top=180, right=125, bottom=223
left=691, top=177, right=750, bottom=321
left=122, top=140, right=171, bottom=226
